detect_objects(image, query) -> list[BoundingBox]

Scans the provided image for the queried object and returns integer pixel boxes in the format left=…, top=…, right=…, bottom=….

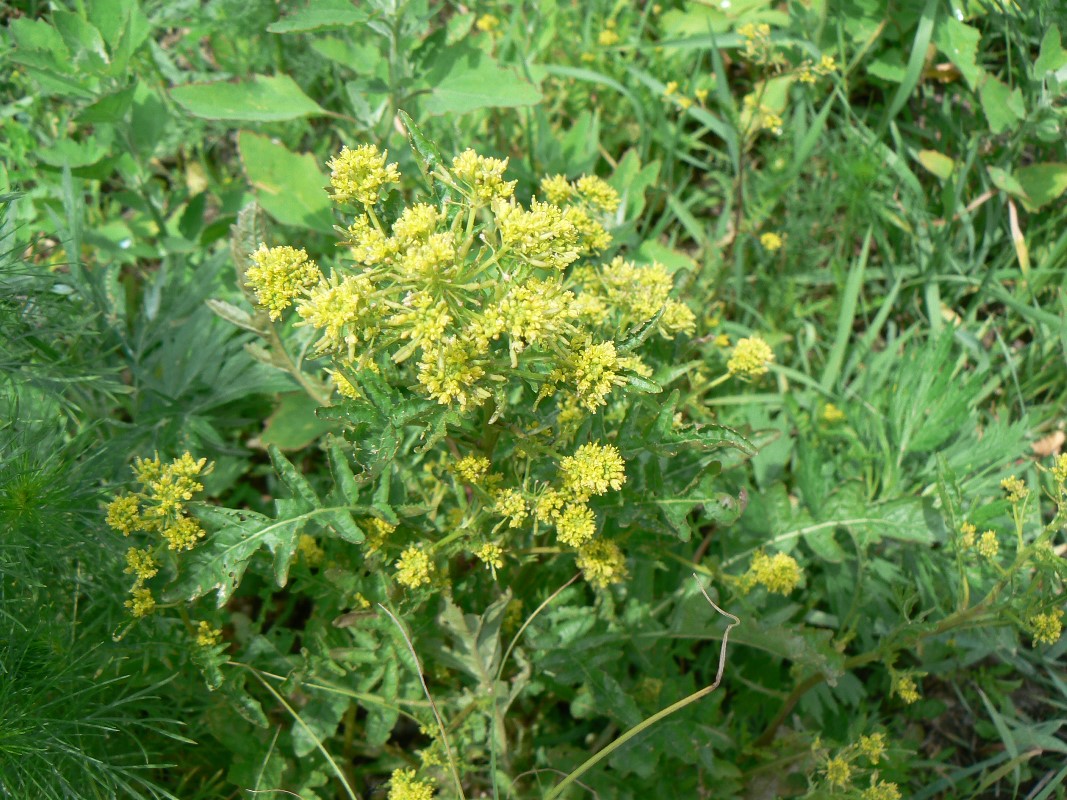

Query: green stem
left=545, top=578, right=738, bottom=800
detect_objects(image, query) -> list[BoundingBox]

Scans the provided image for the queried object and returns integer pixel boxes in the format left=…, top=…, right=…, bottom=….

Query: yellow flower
left=976, top=530, right=999, bottom=559
left=125, top=586, right=156, bottom=617
left=161, top=514, right=205, bottom=551
left=475, top=14, right=499, bottom=33
left=822, top=403, right=846, bottom=423
left=416, top=339, right=489, bottom=409
left=298, top=534, right=325, bottom=566
left=663, top=81, right=679, bottom=96
left=245, top=245, right=322, bottom=321
left=1052, top=453, right=1067, bottom=485
left=494, top=488, right=528, bottom=528
left=535, top=488, right=566, bottom=523
left=574, top=175, right=621, bottom=214
left=556, top=503, right=597, bottom=547
left=451, top=149, right=516, bottom=203
left=895, top=674, right=920, bottom=704
left=1028, top=609, right=1064, bottom=646
left=392, top=203, right=443, bottom=243
left=816, top=54, right=838, bottom=75
left=559, top=443, right=626, bottom=502
left=695, top=88, right=709, bottom=103
left=858, top=732, right=887, bottom=764
left=958, top=521, right=976, bottom=549
left=540, top=174, right=575, bottom=205
left=572, top=340, right=623, bottom=411
left=494, top=198, right=581, bottom=270
left=195, top=620, right=223, bottom=647
left=749, top=551, right=802, bottom=594
left=107, top=495, right=143, bottom=536
left=597, top=29, right=619, bottom=46
left=575, top=539, right=628, bottom=587
left=1001, top=475, right=1029, bottom=504
left=395, top=545, right=434, bottom=589
left=759, top=232, right=783, bottom=251
left=328, top=144, right=400, bottom=206
left=728, top=336, right=774, bottom=378
left=454, top=454, right=491, bottom=484
left=296, top=273, right=377, bottom=356
left=388, top=768, right=436, bottom=800
left=124, top=547, right=158, bottom=585
left=660, top=300, right=697, bottom=336
left=362, top=517, right=396, bottom=553
left=862, top=779, right=902, bottom=800
left=825, top=756, right=852, bottom=789
left=475, top=542, right=505, bottom=576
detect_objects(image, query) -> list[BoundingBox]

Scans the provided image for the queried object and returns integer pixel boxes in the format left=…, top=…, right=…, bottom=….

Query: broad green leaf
left=261, top=393, right=339, bottom=450
left=421, top=43, right=542, bottom=115
left=237, top=132, right=334, bottom=233
left=52, top=10, right=109, bottom=70
left=269, top=444, right=366, bottom=544
left=978, top=73, right=1025, bottom=134
left=290, top=690, right=350, bottom=757
left=37, top=136, right=109, bottom=168
left=1015, top=163, right=1067, bottom=210
left=916, top=149, right=955, bottom=180
left=933, top=16, right=981, bottom=90
left=987, top=165, right=1027, bottom=200
left=171, top=75, right=326, bottom=122
left=268, top=0, right=364, bottom=33
left=1035, top=26, right=1067, bottom=75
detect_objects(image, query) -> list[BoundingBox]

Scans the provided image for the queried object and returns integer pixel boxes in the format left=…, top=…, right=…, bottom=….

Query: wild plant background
left=2, top=1, right=1066, bottom=798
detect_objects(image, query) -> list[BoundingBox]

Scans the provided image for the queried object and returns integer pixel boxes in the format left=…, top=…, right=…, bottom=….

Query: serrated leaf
left=171, top=74, right=326, bottom=122
left=399, top=110, right=452, bottom=204
left=436, top=592, right=512, bottom=688
left=269, top=444, right=321, bottom=506
left=168, top=504, right=308, bottom=605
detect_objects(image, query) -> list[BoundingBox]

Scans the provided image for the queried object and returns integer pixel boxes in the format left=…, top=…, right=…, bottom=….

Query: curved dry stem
left=544, top=575, right=741, bottom=800
left=378, top=603, right=467, bottom=800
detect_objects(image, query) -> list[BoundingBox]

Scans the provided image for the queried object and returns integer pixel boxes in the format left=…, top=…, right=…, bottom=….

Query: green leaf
left=1014, top=163, right=1067, bottom=210
left=261, top=393, right=339, bottom=450
left=37, top=136, right=109, bottom=168
left=933, top=16, right=982, bottom=90
left=290, top=690, right=350, bottom=757
left=237, top=132, right=334, bottom=233
left=52, top=10, right=109, bottom=71
left=169, top=505, right=307, bottom=605
left=267, top=0, right=364, bottom=33
left=978, top=73, right=1025, bottom=134
left=398, top=110, right=452, bottom=204
left=1034, top=26, right=1067, bottom=75
left=436, top=593, right=512, bottom=689
left=170, top=75, right=326, bottom=122
left=916, top=149, right=955, bottom=180
left=269, top=444, right=366, bottom=544
left=420, top=42, right=542, bottom=115
left=987, top=165, right=1027, bottom=200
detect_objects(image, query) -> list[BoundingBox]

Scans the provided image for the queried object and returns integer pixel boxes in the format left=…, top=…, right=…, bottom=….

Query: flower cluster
left=743, top=550, right=802, bottom=595
left=107, top=453, right=212, bottom=617
left=388, top=768, right=435, bottom=800
left=1027, top=609, right=1064, bottom=646
left=246, top=144, right=693, bottom=419
left=728, top=336, right=774, bottom=379
left=812, top=730, right=896, bottom=798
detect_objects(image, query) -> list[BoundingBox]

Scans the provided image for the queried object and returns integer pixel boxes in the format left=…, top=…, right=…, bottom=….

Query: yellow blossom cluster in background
left=106, top=452, right=212, bottom=617
left=728, top=336, right=774, bottom=379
